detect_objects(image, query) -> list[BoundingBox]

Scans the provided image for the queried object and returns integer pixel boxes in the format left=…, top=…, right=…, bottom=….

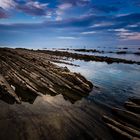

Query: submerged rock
left=102, top=97, right=140, bottom=140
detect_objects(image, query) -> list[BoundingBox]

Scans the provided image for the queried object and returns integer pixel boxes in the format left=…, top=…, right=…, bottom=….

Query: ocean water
left=55, top=45, right=140, bottom=62
left=56, top=60, right=140, bottom=106
left=50, top=46, right=140, bottom=106
left=65, top=50, right=140, bottom=62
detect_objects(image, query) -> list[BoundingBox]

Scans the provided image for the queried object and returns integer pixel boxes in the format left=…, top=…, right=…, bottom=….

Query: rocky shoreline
left=0, top=48, right=93, bottom=104
left=0, top=48, right=140, bottom=140
left=37, top=50, right=140, bottom=65
left=54, top=48, right=140, bottom=56
left=72, top=48, right=140, bottom=55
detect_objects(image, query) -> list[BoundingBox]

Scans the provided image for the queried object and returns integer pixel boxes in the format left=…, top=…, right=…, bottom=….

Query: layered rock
left=0, top=48, right=93, bottom=104
left=103, top=97, right=140, bottom=140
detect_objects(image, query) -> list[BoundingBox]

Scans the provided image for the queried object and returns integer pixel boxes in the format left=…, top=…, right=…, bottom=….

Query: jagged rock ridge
left=0, top=48, right=93, bottom=104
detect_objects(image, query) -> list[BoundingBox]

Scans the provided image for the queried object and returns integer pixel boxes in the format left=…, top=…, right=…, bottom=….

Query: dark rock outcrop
left=38, top=50, right=140, bottom=65
left=0, top=48, right=93, bottom=104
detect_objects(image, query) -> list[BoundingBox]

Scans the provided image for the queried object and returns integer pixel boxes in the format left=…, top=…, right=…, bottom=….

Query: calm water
left=67, top=51, right=140, bottom=62
left=51, top=45, right=140, bottom=62
left=57, top=60, right=140, bottom=106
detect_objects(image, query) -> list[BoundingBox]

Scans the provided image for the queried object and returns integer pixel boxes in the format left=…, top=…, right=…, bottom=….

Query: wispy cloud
left=80, top=31, right=96, bottom=35
left=114, top=28, right=129, bottom=32
left=57, top=36, right=77, bottom=39
left=119, top=32, right=140, bottom=40
left=17, top=1, right=49, bottom=16
left=115, top=28, right=140, bottom=40
left=55, top=3, right=72, bottom=21
left=59, top=0, right=90, bottom=7
left=126, top=33, right=140, bottom=40
left=0, top=0, right=15, bottom=9
left=91, top=22, right=114, bottom=27
left=58, top=3, right=72, bottom=10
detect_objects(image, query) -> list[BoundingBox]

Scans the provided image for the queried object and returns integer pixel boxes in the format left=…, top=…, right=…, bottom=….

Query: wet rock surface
left=0, top=95, right=114, bottom=140
left=103, top=97, right=140, bottom=140
left=0, top=48, right=93, bottom=104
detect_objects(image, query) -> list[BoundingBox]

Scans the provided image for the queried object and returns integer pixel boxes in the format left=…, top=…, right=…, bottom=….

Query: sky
left=0, top=0, right=140, bottom=49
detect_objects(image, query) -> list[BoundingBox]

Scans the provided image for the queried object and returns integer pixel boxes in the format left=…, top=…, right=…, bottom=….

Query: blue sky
left=0, top=0, right=140, bottom=48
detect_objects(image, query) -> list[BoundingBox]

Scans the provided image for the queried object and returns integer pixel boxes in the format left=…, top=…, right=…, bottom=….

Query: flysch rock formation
left=0, top=48, right=93, bottom=104
left=103, top=97, right=140, bottom=140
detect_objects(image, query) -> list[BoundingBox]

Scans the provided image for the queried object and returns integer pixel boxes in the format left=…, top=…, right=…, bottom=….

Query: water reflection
left=0, top=83, right=89, bottom=105
left=0, top=92, right=113, bottom=140
left=56, top=60, right=140, bottom=106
